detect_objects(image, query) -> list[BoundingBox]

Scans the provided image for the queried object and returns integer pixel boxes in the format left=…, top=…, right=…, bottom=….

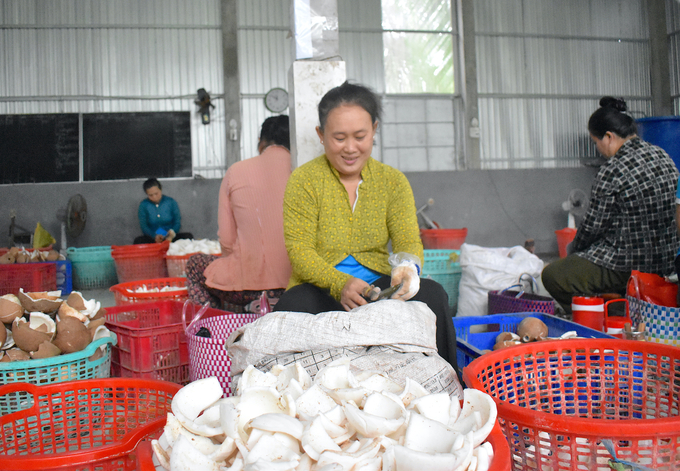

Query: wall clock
left=264, top=87, right=289, bottom=113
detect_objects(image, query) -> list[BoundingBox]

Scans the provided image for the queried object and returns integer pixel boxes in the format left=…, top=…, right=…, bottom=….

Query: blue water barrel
left=636, top=116, right=680, bottom=170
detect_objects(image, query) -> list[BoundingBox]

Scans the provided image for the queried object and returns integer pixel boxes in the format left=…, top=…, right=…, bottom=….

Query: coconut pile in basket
left=152, top=357, right=497, bottom=471
left=0, top=289, right=112, bottom=361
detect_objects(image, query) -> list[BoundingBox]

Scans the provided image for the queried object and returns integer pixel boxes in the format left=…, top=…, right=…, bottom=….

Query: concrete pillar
left=648, top=0, right=672, bottom=116
left=221, top=0, right=241, bottom=167
left=288, top=61, right=346, bottom=169
left=458, top=0, right=480, bottom=169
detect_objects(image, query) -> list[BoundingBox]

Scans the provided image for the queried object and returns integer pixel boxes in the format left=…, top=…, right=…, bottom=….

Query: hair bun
left=599, top=96, right=627, bottom=112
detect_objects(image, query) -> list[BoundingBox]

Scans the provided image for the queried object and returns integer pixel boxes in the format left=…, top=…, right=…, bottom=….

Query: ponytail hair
left=587, top=96, right=637, bottom=139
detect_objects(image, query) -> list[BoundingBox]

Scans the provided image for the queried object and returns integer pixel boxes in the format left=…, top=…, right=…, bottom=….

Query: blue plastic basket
left=67, top=245, right=118, bottom=289
left=0, top=333, right=117, bottom=415
left=421, top=249, right=461, bottom=312
left=452, top=312, right=614, bottom=373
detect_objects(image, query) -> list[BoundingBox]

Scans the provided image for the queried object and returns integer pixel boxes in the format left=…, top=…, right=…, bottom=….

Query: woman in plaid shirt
left=542, top=96, right=679, bottom=315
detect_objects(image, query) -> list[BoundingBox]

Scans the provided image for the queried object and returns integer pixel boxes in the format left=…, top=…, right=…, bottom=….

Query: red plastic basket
left=110, top=277, right=188, bottom=305
left=105, top=300, right=198, bottom=384
left=463, top=339, right=680, bottom=471
left=0, top=262, right=57, bottom=295
left=164, top=253, right=197, bottom=277
left=111, top=242, right=170, bottom=283
left=0, top=378, right=180, bottom=471
left=420, top=228, right=468, bottom=249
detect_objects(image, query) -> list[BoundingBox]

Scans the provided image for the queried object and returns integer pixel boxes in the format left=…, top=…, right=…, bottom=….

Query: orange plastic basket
left=110, top=277, right=188, bottom=305
left=463, top=339, right=680, bottom=471
left=0, top=378, right=180, bottom=471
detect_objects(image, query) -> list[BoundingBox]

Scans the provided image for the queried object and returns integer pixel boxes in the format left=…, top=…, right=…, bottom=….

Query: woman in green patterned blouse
left=274, top=82, right=457, bottom=367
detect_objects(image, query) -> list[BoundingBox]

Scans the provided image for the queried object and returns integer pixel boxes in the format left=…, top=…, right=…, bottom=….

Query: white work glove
left=388, top=252, right=421, bottom=301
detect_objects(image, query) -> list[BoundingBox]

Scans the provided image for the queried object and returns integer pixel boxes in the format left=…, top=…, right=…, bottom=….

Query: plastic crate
left=463, top=339, right=680, bottom=471
left=0, top=334, right=116, bottom=415
left=111, top=242, right=169, bottom=283
left=110, top=277, right=188, bottom=305
left=105, top=300, right=196, bottom=384
left=55, top=259, right=72, bottom=294
left=421, top=249, right=461, bottom=312
left=0, top=378, right=180, bottom=471
left=0, top=262, right=57, bottom=295
left=67, top=246, right=118, bottom=289
left=165, top=253, right=197, bottom=277
left=452, top=312, right=613, bottom=373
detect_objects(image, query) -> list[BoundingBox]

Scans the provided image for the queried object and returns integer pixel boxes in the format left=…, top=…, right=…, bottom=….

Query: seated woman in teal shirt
left=274, top=82, right=457, bottom=368
left=135, top=178, right=193, bottom=244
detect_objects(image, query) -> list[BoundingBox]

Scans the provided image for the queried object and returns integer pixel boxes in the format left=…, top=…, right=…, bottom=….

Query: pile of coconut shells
left=0, top=247, right=62, bottom=264
left=0, top=289, right=113, bottom=363
left=490, top=316, right=581, bottom=351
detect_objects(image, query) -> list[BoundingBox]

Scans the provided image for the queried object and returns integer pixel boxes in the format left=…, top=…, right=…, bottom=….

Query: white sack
left=226, top=300, right=463, bottom=398
left=457, top=243, right=545, bottom=319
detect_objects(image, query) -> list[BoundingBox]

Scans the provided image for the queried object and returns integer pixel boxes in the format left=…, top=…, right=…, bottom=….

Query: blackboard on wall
left=0, top=114, right=80, bottom=184
left=83, top=112, right=192, bottom=181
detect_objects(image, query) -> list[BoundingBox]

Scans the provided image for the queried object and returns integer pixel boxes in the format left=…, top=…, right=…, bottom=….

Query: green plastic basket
left=0, top=333, right=117, bottom=415
left=67, top=246, right=118, bottom=289
left=422, top=249, right=461, bottom=312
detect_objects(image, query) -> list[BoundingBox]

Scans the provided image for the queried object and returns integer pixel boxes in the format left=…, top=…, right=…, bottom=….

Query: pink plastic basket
left=182, top=301, right=261, bottom=396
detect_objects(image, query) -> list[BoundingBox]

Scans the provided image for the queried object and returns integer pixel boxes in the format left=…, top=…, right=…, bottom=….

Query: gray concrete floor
left=78, top=287, right=117, bottom=308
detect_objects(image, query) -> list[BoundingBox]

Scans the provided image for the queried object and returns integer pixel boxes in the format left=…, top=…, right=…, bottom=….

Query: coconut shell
left=66, top=292, right=87, bottom=311
left=0, top=253, right=14, bottom=264
left=517, top=317, right=549, bottom=343
left=0, top=324, right=6, bottom=349
left=46, top=250, right=60, bottom=261
left=17, top=290, right=62, bottom=314
left=15, top=253, right=29, bottom=263
left=12, top=318, right=53, bottom=353
left=53, top=317, right=92, bottom=354
left=91, top=307, right=106, bottom=321
left=4, top=348, right=31, bottom=362
left=31, top=341, right=61, bottom=359
left=0, top=295, right=24, bottom=324
left=58, top=302, right=88, bottom=322
left=88, top=317, right=107, bottom=332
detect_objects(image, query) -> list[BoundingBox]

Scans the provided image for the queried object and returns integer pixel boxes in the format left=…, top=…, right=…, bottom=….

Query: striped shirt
left=283, top=155, right=423, bottom=300
left=573, top=137, right=679, bottom=274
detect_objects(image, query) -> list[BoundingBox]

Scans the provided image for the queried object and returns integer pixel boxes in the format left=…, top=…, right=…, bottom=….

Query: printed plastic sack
left=226, top=300, right=463, bottom=399
left=457, top=243, right=545, bottom=318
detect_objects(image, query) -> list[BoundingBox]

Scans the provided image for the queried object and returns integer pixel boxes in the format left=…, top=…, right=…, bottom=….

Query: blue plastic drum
left=636, top=116, right=680, bottom=170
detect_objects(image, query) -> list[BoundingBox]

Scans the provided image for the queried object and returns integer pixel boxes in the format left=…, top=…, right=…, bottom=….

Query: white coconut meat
left=237, top=365, right=278, bottom=396
left=154, top=363, right=499, bottom=471
left=248, top=413, right=304, bottom=441
left=449, top=388, right=497, bottom=448
left=172, top=376, right=224, bottom=422
left=408, top=392, right=451, bottom=425
left=169, top=435, right=224, bottom=471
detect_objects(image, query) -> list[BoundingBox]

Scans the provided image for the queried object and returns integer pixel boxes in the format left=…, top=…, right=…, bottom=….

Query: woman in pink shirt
left=186, top=116, right=292, bottom=309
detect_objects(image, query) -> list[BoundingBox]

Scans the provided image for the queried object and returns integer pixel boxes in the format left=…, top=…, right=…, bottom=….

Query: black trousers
left=274, top=276, right=458, bottom=369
